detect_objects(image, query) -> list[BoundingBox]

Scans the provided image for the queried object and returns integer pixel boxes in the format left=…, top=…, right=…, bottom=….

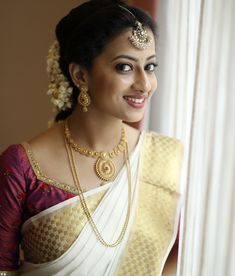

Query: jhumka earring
left=78, top=86, right=91, bottom=112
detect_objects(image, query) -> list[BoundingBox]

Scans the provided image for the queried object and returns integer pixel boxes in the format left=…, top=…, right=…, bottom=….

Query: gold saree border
left=116, top=132, right=183, bottom=276
left=21, top=190, right=106, bottom=263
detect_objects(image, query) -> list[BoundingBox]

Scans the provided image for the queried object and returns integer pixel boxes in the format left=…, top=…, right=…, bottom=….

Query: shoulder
left=0, top=144, right=27, bottom=170
left=25, top=122, right=66, bottom=174
left=28, top=122, right=64, bottom=157
left=0, top=144, right=30, bottom=192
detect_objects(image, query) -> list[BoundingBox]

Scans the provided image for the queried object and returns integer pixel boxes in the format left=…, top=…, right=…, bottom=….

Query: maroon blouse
left=0, top=144, right=76, bottom=271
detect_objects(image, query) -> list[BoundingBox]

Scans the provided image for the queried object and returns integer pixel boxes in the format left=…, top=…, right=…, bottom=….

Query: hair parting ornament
left=118, top=5, right=153, bottom=50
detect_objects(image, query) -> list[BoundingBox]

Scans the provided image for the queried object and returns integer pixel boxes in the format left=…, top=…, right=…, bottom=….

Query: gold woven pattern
left=22, top=191, right=106, bottom=263
left=117, top=132, right=183, bottom=276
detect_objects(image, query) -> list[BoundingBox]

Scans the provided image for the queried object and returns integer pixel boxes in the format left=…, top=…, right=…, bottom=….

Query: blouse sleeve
left=0, top=145, right=26, bottom=271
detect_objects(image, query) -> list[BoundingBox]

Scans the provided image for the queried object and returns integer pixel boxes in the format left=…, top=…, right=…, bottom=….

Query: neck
left=67, top=109, right=124, bottom=152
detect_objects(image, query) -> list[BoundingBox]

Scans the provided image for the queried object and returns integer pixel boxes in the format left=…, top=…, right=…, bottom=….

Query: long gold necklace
left=64, top=120, right=126, bottom=182
left=64, top=134, right=132, bottom=247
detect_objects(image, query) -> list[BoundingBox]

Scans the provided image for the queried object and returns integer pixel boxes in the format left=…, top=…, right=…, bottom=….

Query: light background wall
left=0, top=1, right=86, bottom=152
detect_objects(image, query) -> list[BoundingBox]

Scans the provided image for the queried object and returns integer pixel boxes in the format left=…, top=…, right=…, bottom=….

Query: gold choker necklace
left=64, top=120, right=126, bottom=182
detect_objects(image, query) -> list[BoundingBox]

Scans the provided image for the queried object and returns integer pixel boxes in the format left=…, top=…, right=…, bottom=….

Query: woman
left=0, top=0, right=183, bottom=275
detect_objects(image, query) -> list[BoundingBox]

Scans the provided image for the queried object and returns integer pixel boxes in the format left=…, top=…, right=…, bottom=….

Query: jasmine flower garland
left=46, top=41, right=73, bottom=111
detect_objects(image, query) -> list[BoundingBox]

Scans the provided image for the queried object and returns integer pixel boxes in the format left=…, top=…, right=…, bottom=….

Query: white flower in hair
left=46, top=41, right=73, bottom=111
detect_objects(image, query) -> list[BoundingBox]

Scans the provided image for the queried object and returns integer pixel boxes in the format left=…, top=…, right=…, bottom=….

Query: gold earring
left=78, top=86, right=91, bottom=112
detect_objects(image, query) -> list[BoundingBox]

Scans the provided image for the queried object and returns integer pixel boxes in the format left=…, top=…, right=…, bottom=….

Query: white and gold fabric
left=19, top=132, right=182, bottom=276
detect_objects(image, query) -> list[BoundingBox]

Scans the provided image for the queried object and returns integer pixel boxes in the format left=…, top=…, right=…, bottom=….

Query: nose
left=133, top=69, right=152, bottom=93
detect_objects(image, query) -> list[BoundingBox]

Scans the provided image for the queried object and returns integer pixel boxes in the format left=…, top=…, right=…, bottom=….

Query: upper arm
left=0, top=145, right=26, bottom=271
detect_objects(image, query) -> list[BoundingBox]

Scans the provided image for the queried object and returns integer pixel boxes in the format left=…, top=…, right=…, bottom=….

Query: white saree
left=19, top=132, right=183, bottom=276
left=19, top=133, right=143, bottom=276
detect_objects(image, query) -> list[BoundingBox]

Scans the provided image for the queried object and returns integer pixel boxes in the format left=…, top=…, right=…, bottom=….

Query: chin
left=123, top=114, right=145, bottom=124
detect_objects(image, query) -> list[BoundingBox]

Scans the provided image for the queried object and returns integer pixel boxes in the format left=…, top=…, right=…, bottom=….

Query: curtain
left=149, top=0, right=235, bottom=275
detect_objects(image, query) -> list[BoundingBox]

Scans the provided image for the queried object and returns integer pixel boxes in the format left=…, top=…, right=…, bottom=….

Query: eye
left=145, top=63, right=158, bottom=72
left=115, top=63, right=133, bottom=73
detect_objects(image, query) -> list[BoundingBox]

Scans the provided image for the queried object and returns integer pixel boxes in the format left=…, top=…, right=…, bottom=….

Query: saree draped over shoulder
left=19, top=132, right=183, bottom=276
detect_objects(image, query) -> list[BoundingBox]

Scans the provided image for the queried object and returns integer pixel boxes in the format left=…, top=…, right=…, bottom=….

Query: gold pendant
left=95, top=152, right=116, bottom=182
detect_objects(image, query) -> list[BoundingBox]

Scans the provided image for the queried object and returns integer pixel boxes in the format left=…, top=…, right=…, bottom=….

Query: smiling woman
left=69, top=29, right=157, bottom=124
left=0, top=0, right=183, bottom=275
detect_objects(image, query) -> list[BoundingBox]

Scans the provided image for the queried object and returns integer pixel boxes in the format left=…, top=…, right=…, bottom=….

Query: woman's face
left=85, top=28, right=157, bottom=123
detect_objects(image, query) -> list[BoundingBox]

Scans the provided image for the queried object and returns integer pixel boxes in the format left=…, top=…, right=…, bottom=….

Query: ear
left=69, top=63, right=88, bottom=88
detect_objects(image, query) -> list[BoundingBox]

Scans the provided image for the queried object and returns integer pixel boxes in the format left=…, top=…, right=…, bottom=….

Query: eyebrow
left=111, top=54, right=157, bottom=62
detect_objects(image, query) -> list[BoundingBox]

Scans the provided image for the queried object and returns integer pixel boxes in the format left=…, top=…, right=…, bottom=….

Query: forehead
left=98, top=28, right=156, bottom=61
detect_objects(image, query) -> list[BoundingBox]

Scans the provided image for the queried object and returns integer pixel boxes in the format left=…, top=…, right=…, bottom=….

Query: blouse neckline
left=21, top=131, right=144, bottom=196
left=21, top=142, right=79, bottom=195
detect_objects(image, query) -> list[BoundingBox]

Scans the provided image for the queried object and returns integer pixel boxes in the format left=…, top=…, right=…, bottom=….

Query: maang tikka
left=78, top=86, right=91, bottom=112
left=118, top=5, right=153, bottom=50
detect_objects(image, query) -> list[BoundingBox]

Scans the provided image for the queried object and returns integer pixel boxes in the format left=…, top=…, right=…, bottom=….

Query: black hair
left=54, top=0, right=157, bottom=121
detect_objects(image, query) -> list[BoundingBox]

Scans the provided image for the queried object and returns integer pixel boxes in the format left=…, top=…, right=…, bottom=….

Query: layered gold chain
left=64, top=132, right=132, bottom=247
left=64, top=120, right=126, bottom=182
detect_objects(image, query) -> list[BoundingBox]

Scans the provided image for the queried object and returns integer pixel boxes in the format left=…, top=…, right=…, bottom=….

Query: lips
left=123, top=95, right=148, bottom=108
left=123, top=96, right=145, bottom=103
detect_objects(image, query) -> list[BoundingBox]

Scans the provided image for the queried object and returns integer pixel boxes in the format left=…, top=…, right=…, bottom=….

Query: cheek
left=95, top=76, right=126, bottom=95
left=89, top=76, right=117, bottom=101
left=151, top=75, right=158, bottom=92
left=89, top=74, right=109, bottom=94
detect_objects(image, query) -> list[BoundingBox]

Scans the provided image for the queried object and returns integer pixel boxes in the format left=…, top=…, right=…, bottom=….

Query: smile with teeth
left=124, top=96, right=145, bottom=104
